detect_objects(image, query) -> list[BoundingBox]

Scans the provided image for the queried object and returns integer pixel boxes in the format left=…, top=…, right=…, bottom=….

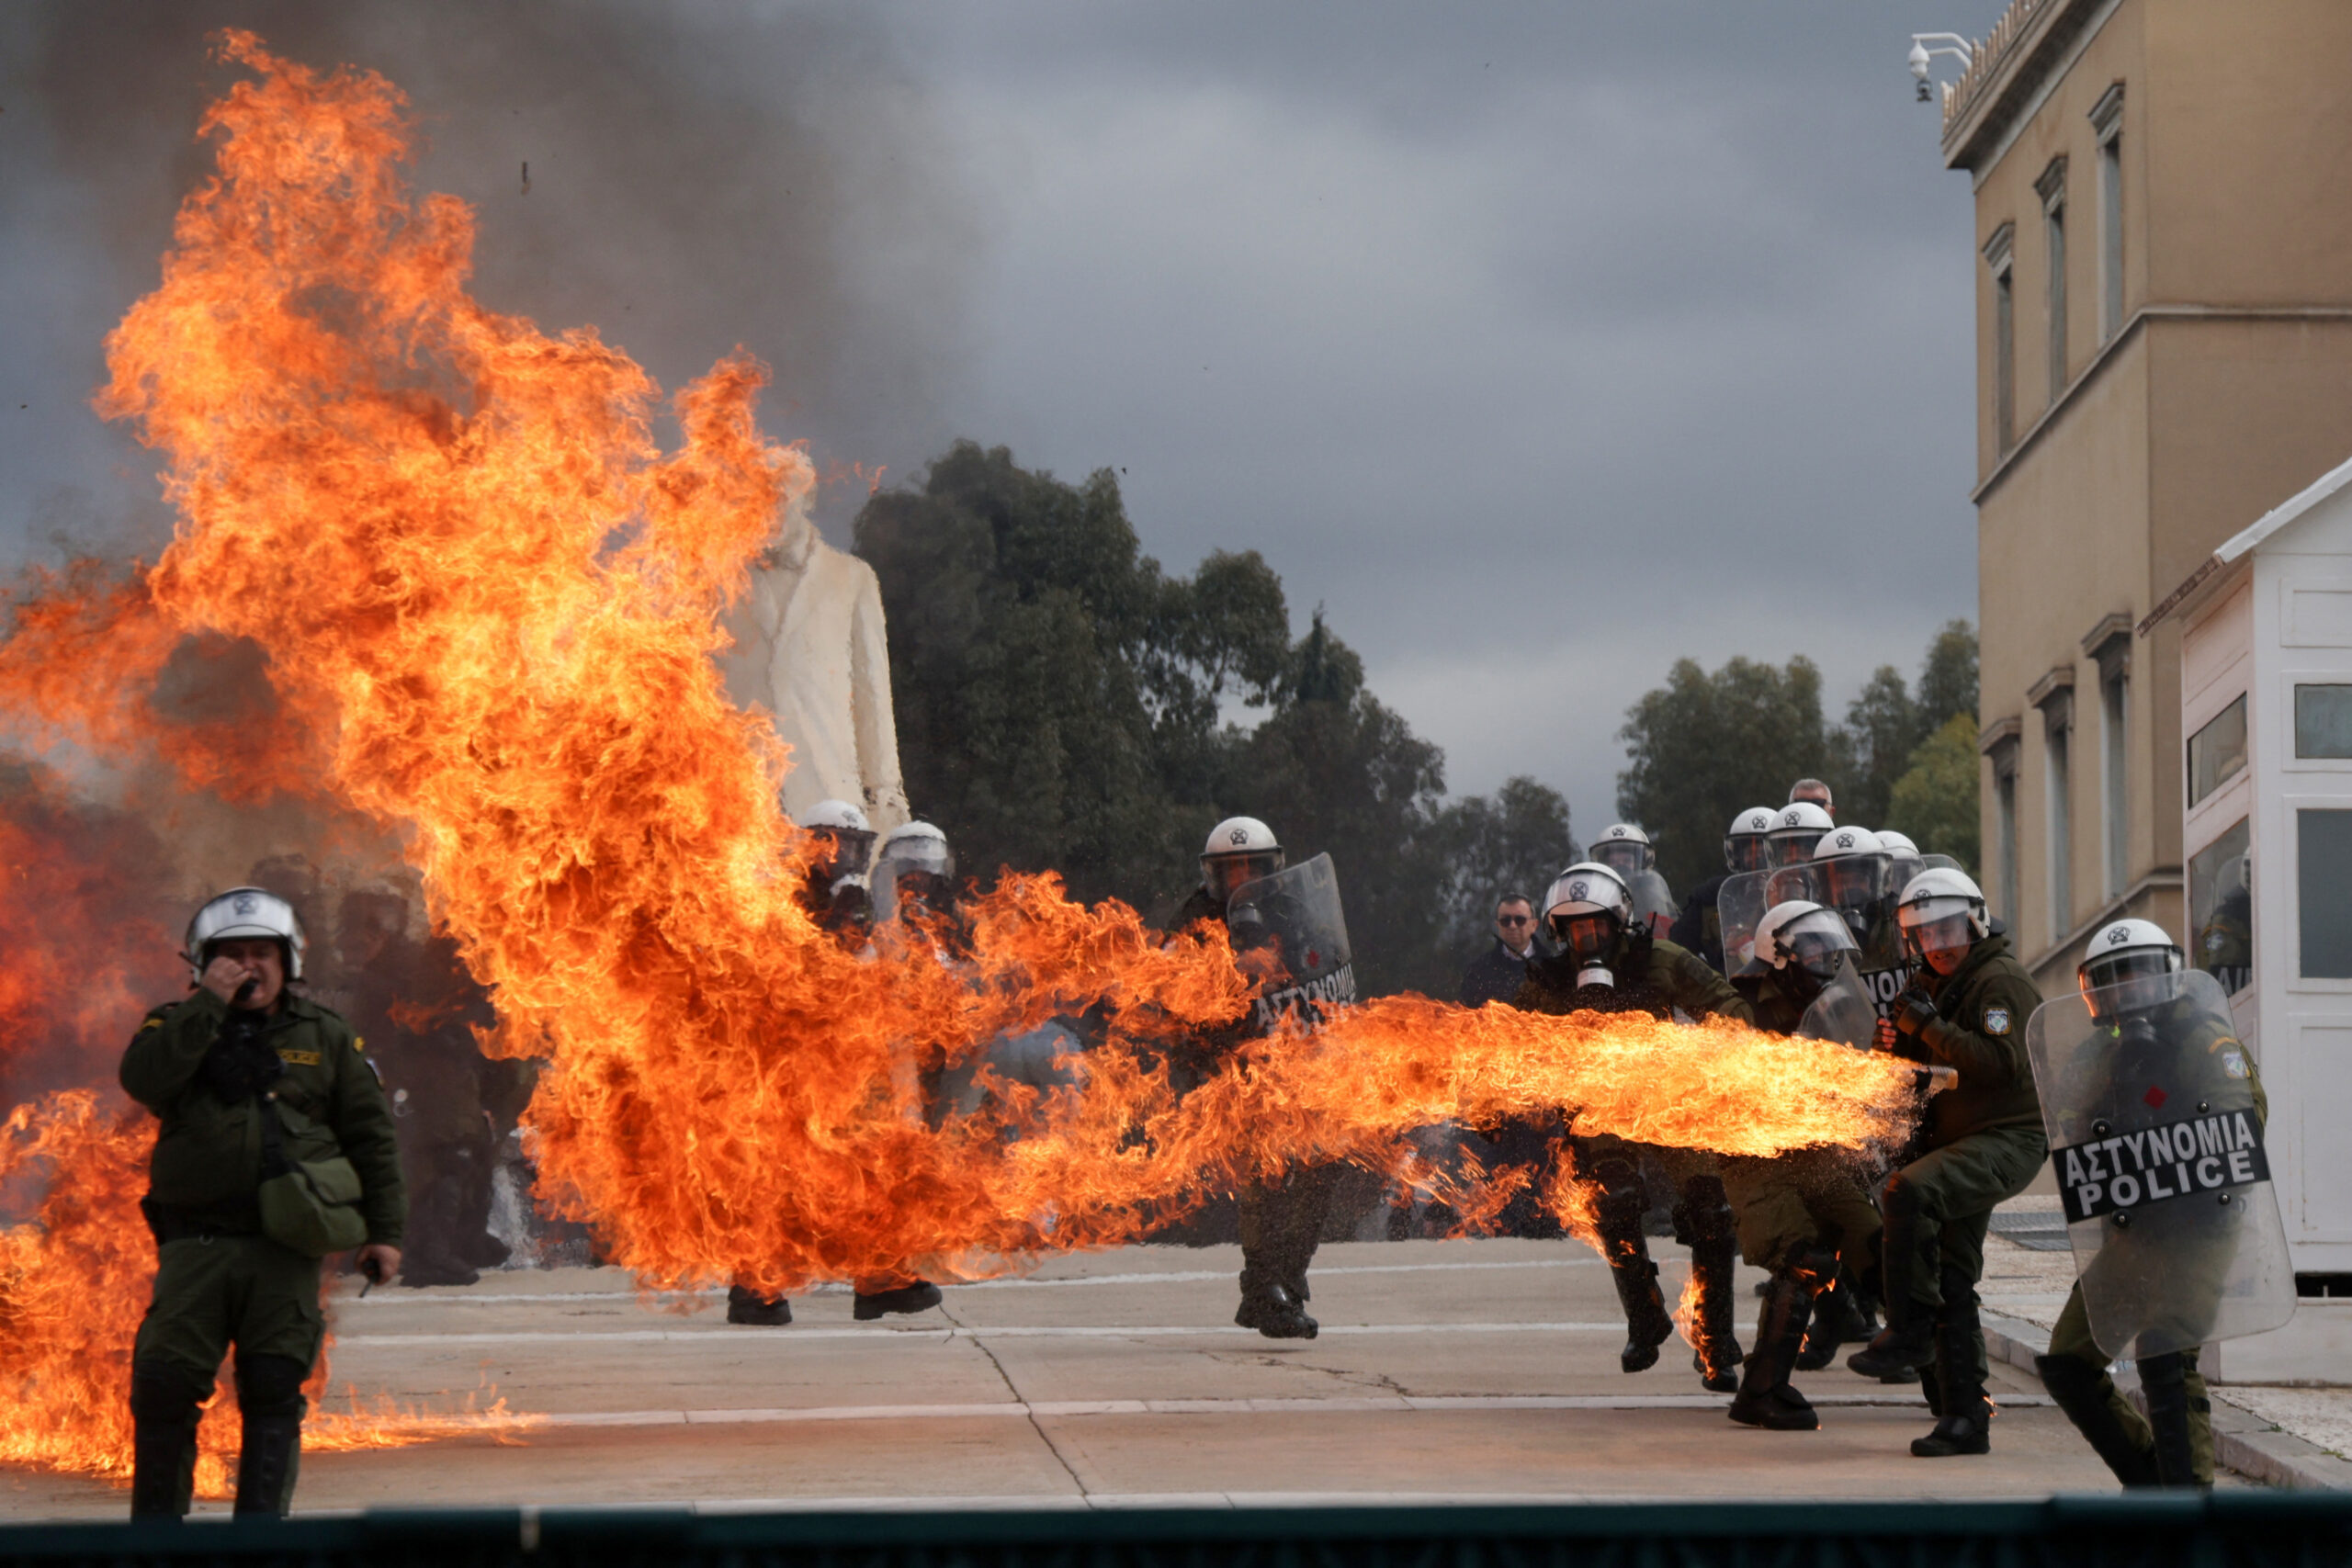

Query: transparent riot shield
left=1628, top=869, right=1677, bottom=941
left=1227, top=852, right=1357, bottom=1035
left=1716, top=866, right=1822, bottom=978
left=2023, top=968, right=2295, bottom=1359
left=1795, top=952, right=1879, bottom=1049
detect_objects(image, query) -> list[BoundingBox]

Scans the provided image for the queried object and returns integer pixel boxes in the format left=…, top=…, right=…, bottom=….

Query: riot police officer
left=1588, top=824, right=1675, bottom=939
left=1515, top=863, right=1753, bottom=1391
left=1876, top=829, right=1927, bottom=901
left=1722, top=901, right=1886, bottom=1429
left=2034, top=920, right=2268, bottom=1488
left=1668, top=806, right=1776, bottom=973
left=1809, top=826, right=1904, bottom=970
left=1175, top=817, right=1329, bottom=1339
left=1766, top=802, right=1835, bottom=868
left=800, top=796, right=878, bottom=938
left=121, top=889, right=404, bottom=1518
left=1849, top=868, right=2046, bottom=1459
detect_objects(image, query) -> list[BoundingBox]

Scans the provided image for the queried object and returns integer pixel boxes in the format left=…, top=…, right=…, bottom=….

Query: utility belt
left=139, top=1196, right=261, bottom=1245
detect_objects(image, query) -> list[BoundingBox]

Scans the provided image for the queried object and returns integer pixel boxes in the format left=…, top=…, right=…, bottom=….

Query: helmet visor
left=1770, top=908, right=1858, bottom=976
left=1591, top=841, right=1649, bottom=877
left=1204, top=850, right=1284, bottom=905
left=1551, top=909, right=1621, bottom=964
left=1725, top=835, right=1770, bottom=874
left=1901, top=910, right=1974, bottom=965
left=1821, top=855, right=1887, bottom=912
left=1770, top=830, right=1824, bottom=868
left=815, top=827, right=876, bottom=880
left=2081, top=949, right=2181, bottom=1015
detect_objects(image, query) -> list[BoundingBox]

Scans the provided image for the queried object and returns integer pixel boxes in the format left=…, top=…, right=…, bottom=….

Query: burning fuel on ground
left=0, top=35, right=1929, bottom=1489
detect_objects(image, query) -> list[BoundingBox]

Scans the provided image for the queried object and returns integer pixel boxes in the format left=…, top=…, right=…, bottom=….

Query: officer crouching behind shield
left=119, top=888, right=403, bottom=1520
left=1848, top=868, right=2044, bottom=1459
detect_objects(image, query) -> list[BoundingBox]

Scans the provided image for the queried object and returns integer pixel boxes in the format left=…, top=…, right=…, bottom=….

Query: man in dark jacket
left=1848, top=868, right=2045, bottom=1459
left=1516, top=862, right=1754, bottom=1393
left=121, top=888, right=403, bottom=1519
left=1459, top=894, right=1544, bottom=1006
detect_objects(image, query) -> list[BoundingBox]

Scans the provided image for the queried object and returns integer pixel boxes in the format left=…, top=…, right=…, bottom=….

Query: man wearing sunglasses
left=1459, top=894, right=1544, bottom=1007
left=1848, top=867, right=2046, bottom=1461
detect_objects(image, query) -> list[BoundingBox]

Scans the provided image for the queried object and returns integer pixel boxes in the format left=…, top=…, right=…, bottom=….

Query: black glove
left=1885, top=987, right=1939, bottom=1061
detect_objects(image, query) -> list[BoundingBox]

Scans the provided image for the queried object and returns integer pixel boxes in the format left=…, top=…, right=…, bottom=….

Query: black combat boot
left=1728, top=1248, right=1831, bottom=1431
left=232, top=1355, right=309, bottom=1517
left=129, top=1362, right=207, bottom=1521
left=1846, top=1308, right=1936, bottom=1378
left=853, top=1280, right=944, bottom=1320
left=1675, top=1177, right=1743, bottom=1393
left=726, top=1284, right=793, bottom=1325
left=2138, top=1350, right=2205, bottom=1487
left=1599, top=1181, right=1672, bottom=1373
left=1910, top=1280, right=1990, bottom=1457
left=2036, top=1354, right=2159, bottom=1486
left=1795, top=1276, right=1869, bottom=1370
left=1235, top=1282, right=1318, bottom=1339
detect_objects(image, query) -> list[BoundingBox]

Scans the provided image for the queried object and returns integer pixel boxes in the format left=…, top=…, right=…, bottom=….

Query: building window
left=2047, top=709, right=2072, bottom=935
left=2189, top=818, right=2252, bottom=995
left=2188, top=694, right=2247, bottom=806
left=1996, top=759, right=2020, bottom=926
left=1985, top=225, right=2017, bottom=455
left=2299, top=808, right=2352, bottom=978
left=2101, top=665, right=2127, bottom=897
left=2091, top=85, right=2125, bottom=343
left=2039, top=159, right=2068, bottom=399
left=2295, top=683, right=2352, bottom=757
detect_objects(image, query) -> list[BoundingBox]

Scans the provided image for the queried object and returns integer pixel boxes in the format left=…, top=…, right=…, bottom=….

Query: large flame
left=0, top=33, right=1928, bottom=1484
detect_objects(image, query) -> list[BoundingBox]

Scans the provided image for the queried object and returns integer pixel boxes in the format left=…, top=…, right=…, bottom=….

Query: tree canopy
left=855, top=442, right=1571, bottom=996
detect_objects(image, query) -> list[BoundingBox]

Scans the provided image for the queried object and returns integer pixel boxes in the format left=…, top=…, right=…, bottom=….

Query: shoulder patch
left=2222, top=1048, right=2250, bottom=1079
left=1983, top=1006, right=2012, bottom=1036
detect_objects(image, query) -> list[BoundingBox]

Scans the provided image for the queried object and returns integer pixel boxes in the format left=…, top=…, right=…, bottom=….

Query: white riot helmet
left=1810, top=826, right=1892, bottom=931
left=1876, top=828, right=1925, bottom=891
left=874, top=821, right=956, bottom=925
left=1894, top=866, right=1990, bottom=967
left=1586, top=823, right=1655, bottom=878
left=1544, top=862, right=1634, bottom=966
left=2079, top=919, right=2185, bottom=1019
left=1724, top=806, right=1776, bottom=874
left=1755, top=899, right=1858, bottom=986
left=1201, top=816, right=1285, bottom=905
left=800, top=797, right=877, bottom=881
left=184, top=886, right=307, bottom=982
left=1767, top=802, right=1835, bottom=868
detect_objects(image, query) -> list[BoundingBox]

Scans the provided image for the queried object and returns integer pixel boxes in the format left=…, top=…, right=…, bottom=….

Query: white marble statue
left=719, top=494, right=910, bottom=833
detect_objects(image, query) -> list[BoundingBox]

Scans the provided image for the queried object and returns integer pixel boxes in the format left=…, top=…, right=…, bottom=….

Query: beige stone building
left=1941, top=0, right=2352, bottom=995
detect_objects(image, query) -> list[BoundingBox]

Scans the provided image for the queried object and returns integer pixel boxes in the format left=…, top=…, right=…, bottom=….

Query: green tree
left=1915, top=619, right=1980, bottom=730
left=1614, top=655, right=1832, bottom=895
left=1887, top=712, right=1981, bottom=874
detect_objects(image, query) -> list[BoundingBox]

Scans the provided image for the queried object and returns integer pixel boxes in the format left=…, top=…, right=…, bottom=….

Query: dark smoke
left=5, top=0, right=976, bottom=555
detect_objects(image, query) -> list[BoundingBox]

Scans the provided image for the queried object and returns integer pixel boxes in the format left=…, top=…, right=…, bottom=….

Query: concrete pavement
left=0, top=1237, right=2183, bottom=1517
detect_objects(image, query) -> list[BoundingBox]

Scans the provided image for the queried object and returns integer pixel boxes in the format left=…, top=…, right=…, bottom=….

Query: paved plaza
left=0, top=1234, right=2180, bottom=1517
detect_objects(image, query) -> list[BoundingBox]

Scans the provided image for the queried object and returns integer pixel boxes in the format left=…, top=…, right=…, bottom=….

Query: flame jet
left=0, top=33, right=1928, bottom=1308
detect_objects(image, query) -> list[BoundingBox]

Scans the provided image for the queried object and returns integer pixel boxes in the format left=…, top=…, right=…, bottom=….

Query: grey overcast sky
left=1, top=1, right=2013, bottom=842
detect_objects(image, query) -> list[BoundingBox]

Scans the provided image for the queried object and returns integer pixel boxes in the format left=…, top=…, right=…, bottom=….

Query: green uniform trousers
left=2046, top=1280, right=2218, bottom=1485
left=1884, top=1123, right=2046, bottom=1388
left=133, top=1235, right=325, bottom=1382
left=1238, top=1165, right=1334, bottom=1302
left=1721, top=1148, right=1882, bottom=1270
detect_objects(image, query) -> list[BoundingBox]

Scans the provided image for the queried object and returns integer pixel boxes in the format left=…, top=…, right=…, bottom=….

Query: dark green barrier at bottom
left=0, top=1495, right=2346, bottom=1568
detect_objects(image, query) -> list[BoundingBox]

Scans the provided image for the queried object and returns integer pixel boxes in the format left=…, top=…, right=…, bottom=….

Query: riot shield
left=2023, top=968, right=2295, bottom=1359
left=1715, top=866, right=1822, bottom=978
left=1628, top=869, right=1677, bottom=941
left=1228, top=852, right=1357, bottom=1035
left=1795, top=953, right=1879, bottom=1049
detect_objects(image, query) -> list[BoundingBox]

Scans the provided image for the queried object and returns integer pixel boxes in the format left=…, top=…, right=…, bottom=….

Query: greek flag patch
left=1984, top=1006, right=2011, bottom=1035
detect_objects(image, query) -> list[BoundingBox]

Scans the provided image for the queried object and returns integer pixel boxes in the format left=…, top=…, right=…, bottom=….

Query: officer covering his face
left=2029, top=921, right=2286, bottom=1488
left=1848, top=868, right=2047, bottom=1459
left=120, top=889, right=405, bottom=1518
left=1718, top=902, right=1888, bottom=1430
left=1514, top=863, right=1755, bottom=1393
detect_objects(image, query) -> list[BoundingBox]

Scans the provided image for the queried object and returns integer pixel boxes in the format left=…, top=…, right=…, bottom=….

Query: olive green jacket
left=120, top=989, right=405, bottom=1245
left=1912, top=933, right=2044, bottom=1147
left=1514, top=934, right=1757, bottom=1026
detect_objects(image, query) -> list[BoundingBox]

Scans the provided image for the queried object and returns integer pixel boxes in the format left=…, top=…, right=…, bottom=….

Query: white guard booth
left=2151, top=452, right=2352, bottom=1382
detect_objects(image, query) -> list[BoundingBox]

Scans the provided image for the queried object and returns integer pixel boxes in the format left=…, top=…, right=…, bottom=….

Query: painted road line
left=332, top=1321, right=1632, bottom=1346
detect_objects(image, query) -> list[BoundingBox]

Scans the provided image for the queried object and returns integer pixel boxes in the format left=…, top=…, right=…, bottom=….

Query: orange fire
left=0, top=32, right=1931, bottom=1486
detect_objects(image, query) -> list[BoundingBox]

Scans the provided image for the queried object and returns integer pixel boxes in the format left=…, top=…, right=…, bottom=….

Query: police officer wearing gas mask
left=120, top=888, right=404, bottom=1519
left=1516, top=863, right=1754, bottom=1392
